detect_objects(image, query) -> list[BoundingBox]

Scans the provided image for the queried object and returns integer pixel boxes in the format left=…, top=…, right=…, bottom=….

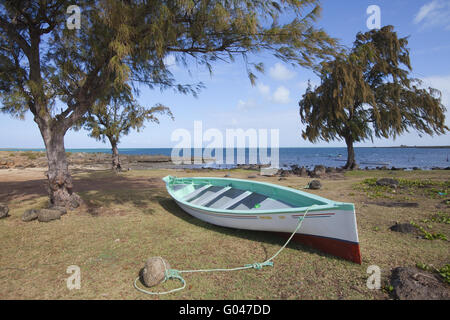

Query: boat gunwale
left=163, top=176, right=355, bottom=215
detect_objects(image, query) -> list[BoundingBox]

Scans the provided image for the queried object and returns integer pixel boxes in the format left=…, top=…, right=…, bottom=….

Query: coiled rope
left=134, top=205, right=315, bottom=295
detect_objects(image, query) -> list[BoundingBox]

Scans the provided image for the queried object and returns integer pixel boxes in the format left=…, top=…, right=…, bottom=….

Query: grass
left=0, top=168, right=448, bottom=299
left=355, top=176, right=449, bottom=200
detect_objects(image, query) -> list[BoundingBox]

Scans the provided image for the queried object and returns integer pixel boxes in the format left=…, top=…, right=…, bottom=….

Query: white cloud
left=414, top=0, right=450, bottom=30
left=163, top=55, right=177, bottom=67
left=237, top=98, right=258, bottom=111
left=271, top=86, right=291, bottom=104
left=269, top=63, right=297, bottom=81
left=257, top=83, right=270, bottom=96
left=420, top=75, right=450, bottom=125
left=421, top=75, right=450, bottom=106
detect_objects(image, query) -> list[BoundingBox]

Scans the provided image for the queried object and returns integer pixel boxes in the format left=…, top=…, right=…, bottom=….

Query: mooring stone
left=0, top=203, right=9, bottom=219
left=141, top=257, right=171, bottom=287
left=37, top=209, right=61, bottom=222
left=22, top=209, right=39, bottom=222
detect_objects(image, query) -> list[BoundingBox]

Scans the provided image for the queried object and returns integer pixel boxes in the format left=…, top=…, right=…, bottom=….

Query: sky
left=1, top=0, right=450, bottom=149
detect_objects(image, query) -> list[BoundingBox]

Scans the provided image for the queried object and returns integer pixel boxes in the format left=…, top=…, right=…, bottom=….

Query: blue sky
left=1, top=0, right=449, bottom=149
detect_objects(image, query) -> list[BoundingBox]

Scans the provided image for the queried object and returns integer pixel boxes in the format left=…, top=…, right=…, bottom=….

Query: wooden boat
left=163, top=176, right=361, bottom=264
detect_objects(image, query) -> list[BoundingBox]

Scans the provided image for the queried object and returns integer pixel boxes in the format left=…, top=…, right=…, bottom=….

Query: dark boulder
left=278, top=169, right=290, bottom=177
left=390, top=267, right=450, bottom=300
left=325, top=167, right=337, bottom=173
left=308, top=180, right=322, bottom=190
left=376, top=178, right=399, bottom=188
left=0, top=203, right=9, bottom=219
left=390, top=223, right=416, bottom=234
left=291, top=165, right=307, bottom=177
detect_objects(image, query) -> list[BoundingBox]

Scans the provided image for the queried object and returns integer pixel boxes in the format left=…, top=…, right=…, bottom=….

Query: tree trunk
left=110, top=140, right=121, bottom=171
left=344, top=136, right=357, bottom=170
left=41, top=125, right=81, bottom=208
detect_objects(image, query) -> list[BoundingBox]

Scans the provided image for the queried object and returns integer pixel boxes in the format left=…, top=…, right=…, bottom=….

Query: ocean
left=3, top=147, right=450, bottom=169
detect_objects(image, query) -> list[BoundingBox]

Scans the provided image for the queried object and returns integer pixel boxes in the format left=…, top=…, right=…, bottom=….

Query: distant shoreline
left=379, top=145, right=450, bottom=149
left=1, top=145, right=450, bottom=150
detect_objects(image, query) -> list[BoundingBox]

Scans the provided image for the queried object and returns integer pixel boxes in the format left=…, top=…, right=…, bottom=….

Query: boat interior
left=169, top=178, right=328, bottom=211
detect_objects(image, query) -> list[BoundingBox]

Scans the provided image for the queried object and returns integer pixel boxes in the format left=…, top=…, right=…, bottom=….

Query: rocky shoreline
left=0, top=151, right=202, bottom=170
left=1, top=150, right=450, bottom=173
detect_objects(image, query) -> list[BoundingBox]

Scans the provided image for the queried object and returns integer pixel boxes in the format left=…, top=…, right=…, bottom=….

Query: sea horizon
left=2, top=147, right=449, bottom=169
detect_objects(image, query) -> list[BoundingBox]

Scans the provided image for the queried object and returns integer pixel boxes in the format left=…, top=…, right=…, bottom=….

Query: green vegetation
left=438, top=265, right=450, bottom=284
left=416, top=263, right=450, bottom=284
left=410, top=221, right=447, bottom=241
left=430, top=212, right=450, bottom=224
left=78, top=87, right=173, bottom=171
left=416, top=262, right=432, bottom=272
left=356, top=178, right=449, bottom=200
left=354, top=178, right=395, bottom=199
left=22, top=151, right=38, bottom=160
left=0, top=0, right=336, bottom=207
left=299, top=26, right=448, bottom=169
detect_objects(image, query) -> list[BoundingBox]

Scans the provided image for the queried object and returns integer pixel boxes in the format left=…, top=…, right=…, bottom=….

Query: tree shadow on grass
left=0, top=178, right=48, bottom=203
left=157, top=197, right=334, bottom=262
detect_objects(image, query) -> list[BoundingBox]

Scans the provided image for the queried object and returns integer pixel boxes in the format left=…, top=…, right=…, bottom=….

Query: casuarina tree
left=0, top=0, right=336, bottom=207
left=79, top=86, right=173, bottom=171
left=299, top=26, right=448, bottom=169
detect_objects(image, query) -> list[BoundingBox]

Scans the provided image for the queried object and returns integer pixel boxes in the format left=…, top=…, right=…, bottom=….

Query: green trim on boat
left=163, top=175, right=355, bottom=215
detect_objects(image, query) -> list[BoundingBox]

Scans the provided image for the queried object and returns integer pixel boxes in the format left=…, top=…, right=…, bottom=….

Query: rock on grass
left=50, top=206, right=67, bottom=215
left=0, top=203, right=9, bottom=218
left=22, top=209, right=39, bottom=222
left=140, top=257, right=171, bottom=287
left=376, top=178, right=399, bottom=188
left=308, top=180, right=322, bottom=190
left=390, top=267, right=450, bottom=300
left=390, top=223, right=416, bottom=234
left=37, top=209, right=61, bottom=222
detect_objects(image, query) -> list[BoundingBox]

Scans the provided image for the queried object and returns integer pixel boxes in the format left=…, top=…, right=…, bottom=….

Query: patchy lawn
left=0, top=168, right=448, bottom=299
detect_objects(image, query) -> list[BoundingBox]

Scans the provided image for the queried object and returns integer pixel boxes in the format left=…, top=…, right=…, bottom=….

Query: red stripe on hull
left=277, top=232, right=362, bottom=264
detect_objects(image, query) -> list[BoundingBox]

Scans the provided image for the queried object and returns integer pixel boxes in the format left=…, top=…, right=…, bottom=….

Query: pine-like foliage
left=299, top=26, right=448, bottom=169
left=79, top=86, right=173, bottom=170
left=0, top=0, right=337, bottom=205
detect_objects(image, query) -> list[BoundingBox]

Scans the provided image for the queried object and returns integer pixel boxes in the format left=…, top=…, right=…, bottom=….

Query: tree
left=0, top=0, right=336, bottom=207
left=80, top=87, right=173, bottom=171
left=299, top=26, right=448, bottom=169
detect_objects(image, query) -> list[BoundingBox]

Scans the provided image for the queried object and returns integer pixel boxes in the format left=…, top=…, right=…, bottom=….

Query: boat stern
left=288, top=202, right=362, bottom=264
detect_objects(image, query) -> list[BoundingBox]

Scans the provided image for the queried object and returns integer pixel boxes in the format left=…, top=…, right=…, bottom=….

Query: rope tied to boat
left=134, top=205, right=316, bottom=295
